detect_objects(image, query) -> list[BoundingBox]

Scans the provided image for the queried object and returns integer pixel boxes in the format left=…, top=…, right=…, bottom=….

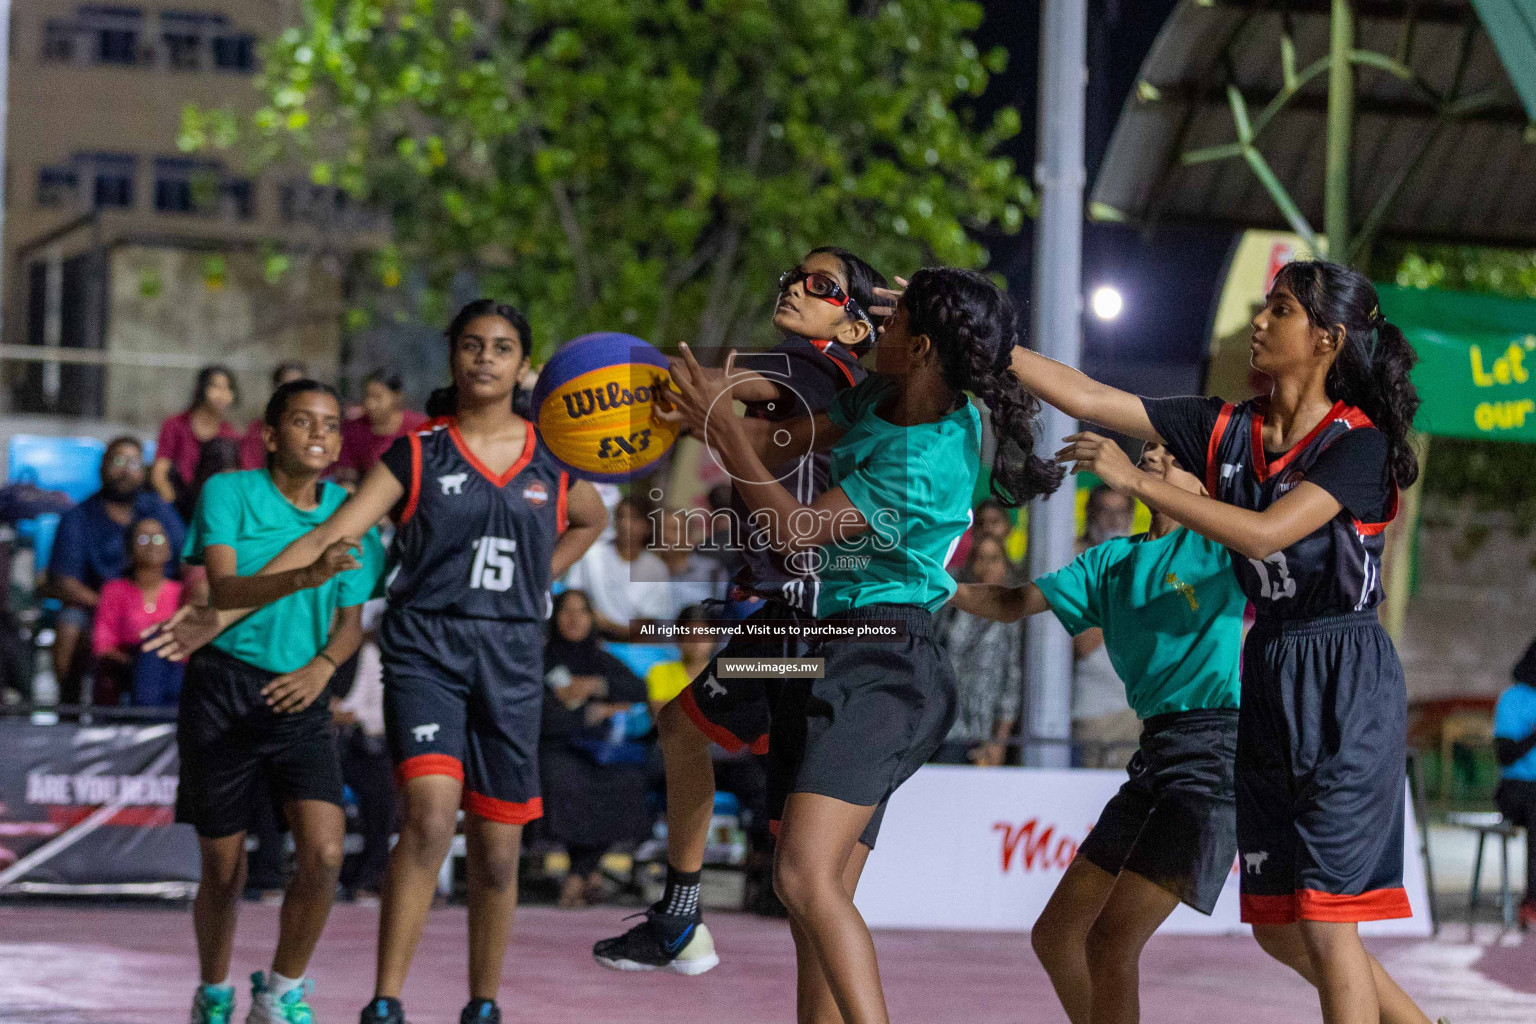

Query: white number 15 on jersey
left=470, top=537, right=517, bottom=592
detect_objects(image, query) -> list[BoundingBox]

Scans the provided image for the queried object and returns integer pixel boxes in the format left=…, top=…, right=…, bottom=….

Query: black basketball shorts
left=1237, top=611, right=1411, bottom=924
left=380, top=608, right=545, bottom=824
left=1078, top=708, right=1238, bottom=915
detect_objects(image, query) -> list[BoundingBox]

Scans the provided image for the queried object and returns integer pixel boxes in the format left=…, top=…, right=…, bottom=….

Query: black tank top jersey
left=379, top=418, right=568, bottom=621
left=727, top=337, right=866, bottom=613
left=1202, top=399, right=1397, bottom=621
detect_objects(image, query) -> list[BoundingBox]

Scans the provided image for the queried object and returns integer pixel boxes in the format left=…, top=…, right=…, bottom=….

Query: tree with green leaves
left=183, top=0, right=1032, bottom=358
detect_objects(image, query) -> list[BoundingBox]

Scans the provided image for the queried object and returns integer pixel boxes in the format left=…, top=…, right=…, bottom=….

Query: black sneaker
left=459, top=1000, right=500, bottom=1024
left=359, top=996, right=405, bottom=1024
left=593, top=907, right=719, bottom=975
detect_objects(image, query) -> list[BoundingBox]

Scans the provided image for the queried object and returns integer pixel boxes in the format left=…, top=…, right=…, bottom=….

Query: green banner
left=1378, top=284, right=1536, bottom=442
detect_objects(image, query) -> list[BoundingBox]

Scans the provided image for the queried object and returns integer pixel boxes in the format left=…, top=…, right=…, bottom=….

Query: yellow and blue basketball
left=533, top=332, right=679, bottom=482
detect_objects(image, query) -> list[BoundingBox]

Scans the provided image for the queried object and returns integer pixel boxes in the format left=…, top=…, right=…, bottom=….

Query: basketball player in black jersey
left=593, top=248, right=887, bottom=993
left=1011, top=261, right=1437, bottom=1024
left=151, top=300, right=607, bottom=1024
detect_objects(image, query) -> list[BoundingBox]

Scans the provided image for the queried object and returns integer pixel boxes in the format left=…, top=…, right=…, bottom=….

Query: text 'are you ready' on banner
left=1379, top=284, right=1536, bottom=441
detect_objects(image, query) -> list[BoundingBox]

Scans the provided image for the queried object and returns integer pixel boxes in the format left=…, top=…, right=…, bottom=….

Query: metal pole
left=1326, top=0, right=1354, bottom=261
left=0, top=0, right=12, bottom=348
left=1024, top=0, right=1087, bottom=769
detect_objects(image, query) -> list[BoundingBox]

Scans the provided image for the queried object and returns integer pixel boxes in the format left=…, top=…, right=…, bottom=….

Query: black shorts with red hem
left=1237, top=611, right=1412, bottom=925
left=382, top=608, right=544, bottom=825
left=673, top=601, right=806, bottom=755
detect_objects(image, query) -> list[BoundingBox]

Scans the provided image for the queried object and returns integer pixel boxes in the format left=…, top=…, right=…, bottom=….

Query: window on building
left=38, top=168, right=79, bottom=208
left=96, top=27, right=139, bottom=64
left=212, top=33, right=254, bottom=71
left=43, top=22, right=77, bottom=62
left=90, top=155, right=136, bottom=208
left=221, top=179, right=254, bottom=220
left=162, top=31, right=199, bottom=69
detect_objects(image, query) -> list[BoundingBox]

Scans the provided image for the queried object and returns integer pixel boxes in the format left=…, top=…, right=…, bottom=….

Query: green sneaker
left=189, top=984, right=235, bottom=1024
left=246, top=971, right=314, bottom=1024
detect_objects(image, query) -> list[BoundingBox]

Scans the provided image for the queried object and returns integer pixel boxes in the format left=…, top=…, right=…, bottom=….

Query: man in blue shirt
left=46, top=437, right=185, bottom=704
left=1496, top=639, right=1536, bottom=929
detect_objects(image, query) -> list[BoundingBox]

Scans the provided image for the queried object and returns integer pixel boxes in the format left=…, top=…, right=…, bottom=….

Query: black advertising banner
left=0, top=720, right=198, bottom=894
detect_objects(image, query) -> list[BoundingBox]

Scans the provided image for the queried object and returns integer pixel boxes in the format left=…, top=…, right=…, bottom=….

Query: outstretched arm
left=951, top=582, right=1052, bottom=623
left=1060, top=432, right=1342, bottom=561
left=209, top=461, right=403, bottom=610
left=1009, top=348, right=1161, bottom=443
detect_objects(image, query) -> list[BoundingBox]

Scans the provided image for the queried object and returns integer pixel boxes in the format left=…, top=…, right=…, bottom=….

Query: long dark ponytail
left=425, top=298, right=533, bottom=418
left=903, top=267, right=1063, bottom=506
left=1273, top=260, right=1421, bottom=487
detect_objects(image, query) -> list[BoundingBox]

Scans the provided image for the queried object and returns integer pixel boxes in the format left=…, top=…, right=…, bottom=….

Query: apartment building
left=4, top=2, right=361, bottom=427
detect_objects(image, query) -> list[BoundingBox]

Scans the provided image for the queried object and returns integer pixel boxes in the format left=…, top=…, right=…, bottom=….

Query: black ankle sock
left=657, top=864, right=702, bottom=920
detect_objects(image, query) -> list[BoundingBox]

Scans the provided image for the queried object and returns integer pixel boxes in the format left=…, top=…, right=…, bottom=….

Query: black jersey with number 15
left=379, top=419, right=568, bottom=621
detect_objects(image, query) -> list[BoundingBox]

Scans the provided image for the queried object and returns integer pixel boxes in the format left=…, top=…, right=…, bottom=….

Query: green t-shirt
left=1034, top=527, right=1244, bottom=719
left=185, top=470, right=385, bottom=674
left=814, top=377, right=980, bottom=617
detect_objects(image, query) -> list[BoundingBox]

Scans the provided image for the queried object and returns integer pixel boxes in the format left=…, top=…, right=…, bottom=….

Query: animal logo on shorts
left=438, top=473, right=468, bottom=496
left=702, top=674, right=726, bottom=699
left=412, top=723, right=441, bottom=743
left=1244, top=851, right=1269, bottom=875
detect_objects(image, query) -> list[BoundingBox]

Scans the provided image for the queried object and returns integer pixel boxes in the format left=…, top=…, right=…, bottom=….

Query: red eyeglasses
left=778, top=269, right=874, bottom=331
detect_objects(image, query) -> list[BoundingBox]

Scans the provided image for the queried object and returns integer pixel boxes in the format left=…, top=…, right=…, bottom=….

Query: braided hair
left=902, top=267, right=1063, bottom=506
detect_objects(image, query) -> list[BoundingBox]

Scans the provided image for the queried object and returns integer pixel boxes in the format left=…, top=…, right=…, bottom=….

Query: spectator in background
left=240, top=361, right=309, bottom=470
left=512, top=363, right=540, bottom=421
left=539, top=589, right=651, bottom=908
left=48, top=438, right=185, bottom=706
left=644, top=604, right=720, bottom=715
left=151, top=365, right=242, bottom=510
left=335, top=369, right=427, bottom=487
left=91, top=516, right=184, bottom=707
left=933, top=535, right=1023, bottom=766
left=1496, top=639, right=1536, bottom=930
left=563, top=495, right=671, bottom=639
left=947, top=498, right=1014, bottom=572
left=653, top=510, right=731, bottom=617
left=1071, top=485, right=1139, bottom=767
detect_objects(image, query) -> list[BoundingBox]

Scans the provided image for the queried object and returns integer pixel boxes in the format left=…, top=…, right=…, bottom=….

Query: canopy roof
left=1091, top=0, right=1536, bottom=246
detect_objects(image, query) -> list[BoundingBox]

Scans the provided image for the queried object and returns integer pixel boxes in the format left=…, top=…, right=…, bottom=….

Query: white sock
left=267, top=972, right=303, bottom=998
left=203, top=978, right=232, bottom=992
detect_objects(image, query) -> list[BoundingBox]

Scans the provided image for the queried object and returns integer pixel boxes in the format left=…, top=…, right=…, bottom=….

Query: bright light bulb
left=1091, top=285, right=1124, bottom=321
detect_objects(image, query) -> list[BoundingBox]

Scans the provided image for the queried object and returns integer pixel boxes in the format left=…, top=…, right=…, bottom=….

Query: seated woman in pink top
left=152, top=365, right=242, bottom=510
left=334, top=369, right=426, bottom=486
left=93, top=516, right=185, bottom=706
left=239, top=361, right=309, bottom=470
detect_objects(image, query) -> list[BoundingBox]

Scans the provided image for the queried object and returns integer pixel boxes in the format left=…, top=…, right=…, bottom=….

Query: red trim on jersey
left=808, top=338, right=860, bottom=388
left=1354, top=482, right=1400, bottom=535
left=398, top=431, right=424, bottom=526
left=1205, top=402, right=1236, bottom=496
left=448, top=419, right=536, bottom=489
left=464, top=792, right=543, bottom=825
left=556, top=472, right=570, bottom=534
left=395, top=753, right=463, bottom=787
left=1298, top=886, right=1412, bottom=922
left=1251, top=399, right=1347, bottom=481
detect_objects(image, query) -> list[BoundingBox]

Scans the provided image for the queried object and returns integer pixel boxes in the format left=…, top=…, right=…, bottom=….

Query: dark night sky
left=978, top=0, right=1234, bottom=397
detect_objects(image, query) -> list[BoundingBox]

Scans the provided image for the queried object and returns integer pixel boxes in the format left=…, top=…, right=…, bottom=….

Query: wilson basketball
left=532, top=332, right=679, bottom=482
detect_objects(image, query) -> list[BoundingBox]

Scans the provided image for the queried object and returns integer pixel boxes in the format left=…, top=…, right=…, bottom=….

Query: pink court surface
left=0, top=903, right=1532, bottom=1023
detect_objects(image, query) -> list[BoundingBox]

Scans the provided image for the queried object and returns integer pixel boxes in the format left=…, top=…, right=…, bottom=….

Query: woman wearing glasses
left=594, top=247, right=889, bottom=986
left=91, top=516, right=184, bottom=706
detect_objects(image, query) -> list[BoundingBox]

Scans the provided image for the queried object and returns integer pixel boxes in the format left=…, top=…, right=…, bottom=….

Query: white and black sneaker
left=593, top=907, right=719, bottom=975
